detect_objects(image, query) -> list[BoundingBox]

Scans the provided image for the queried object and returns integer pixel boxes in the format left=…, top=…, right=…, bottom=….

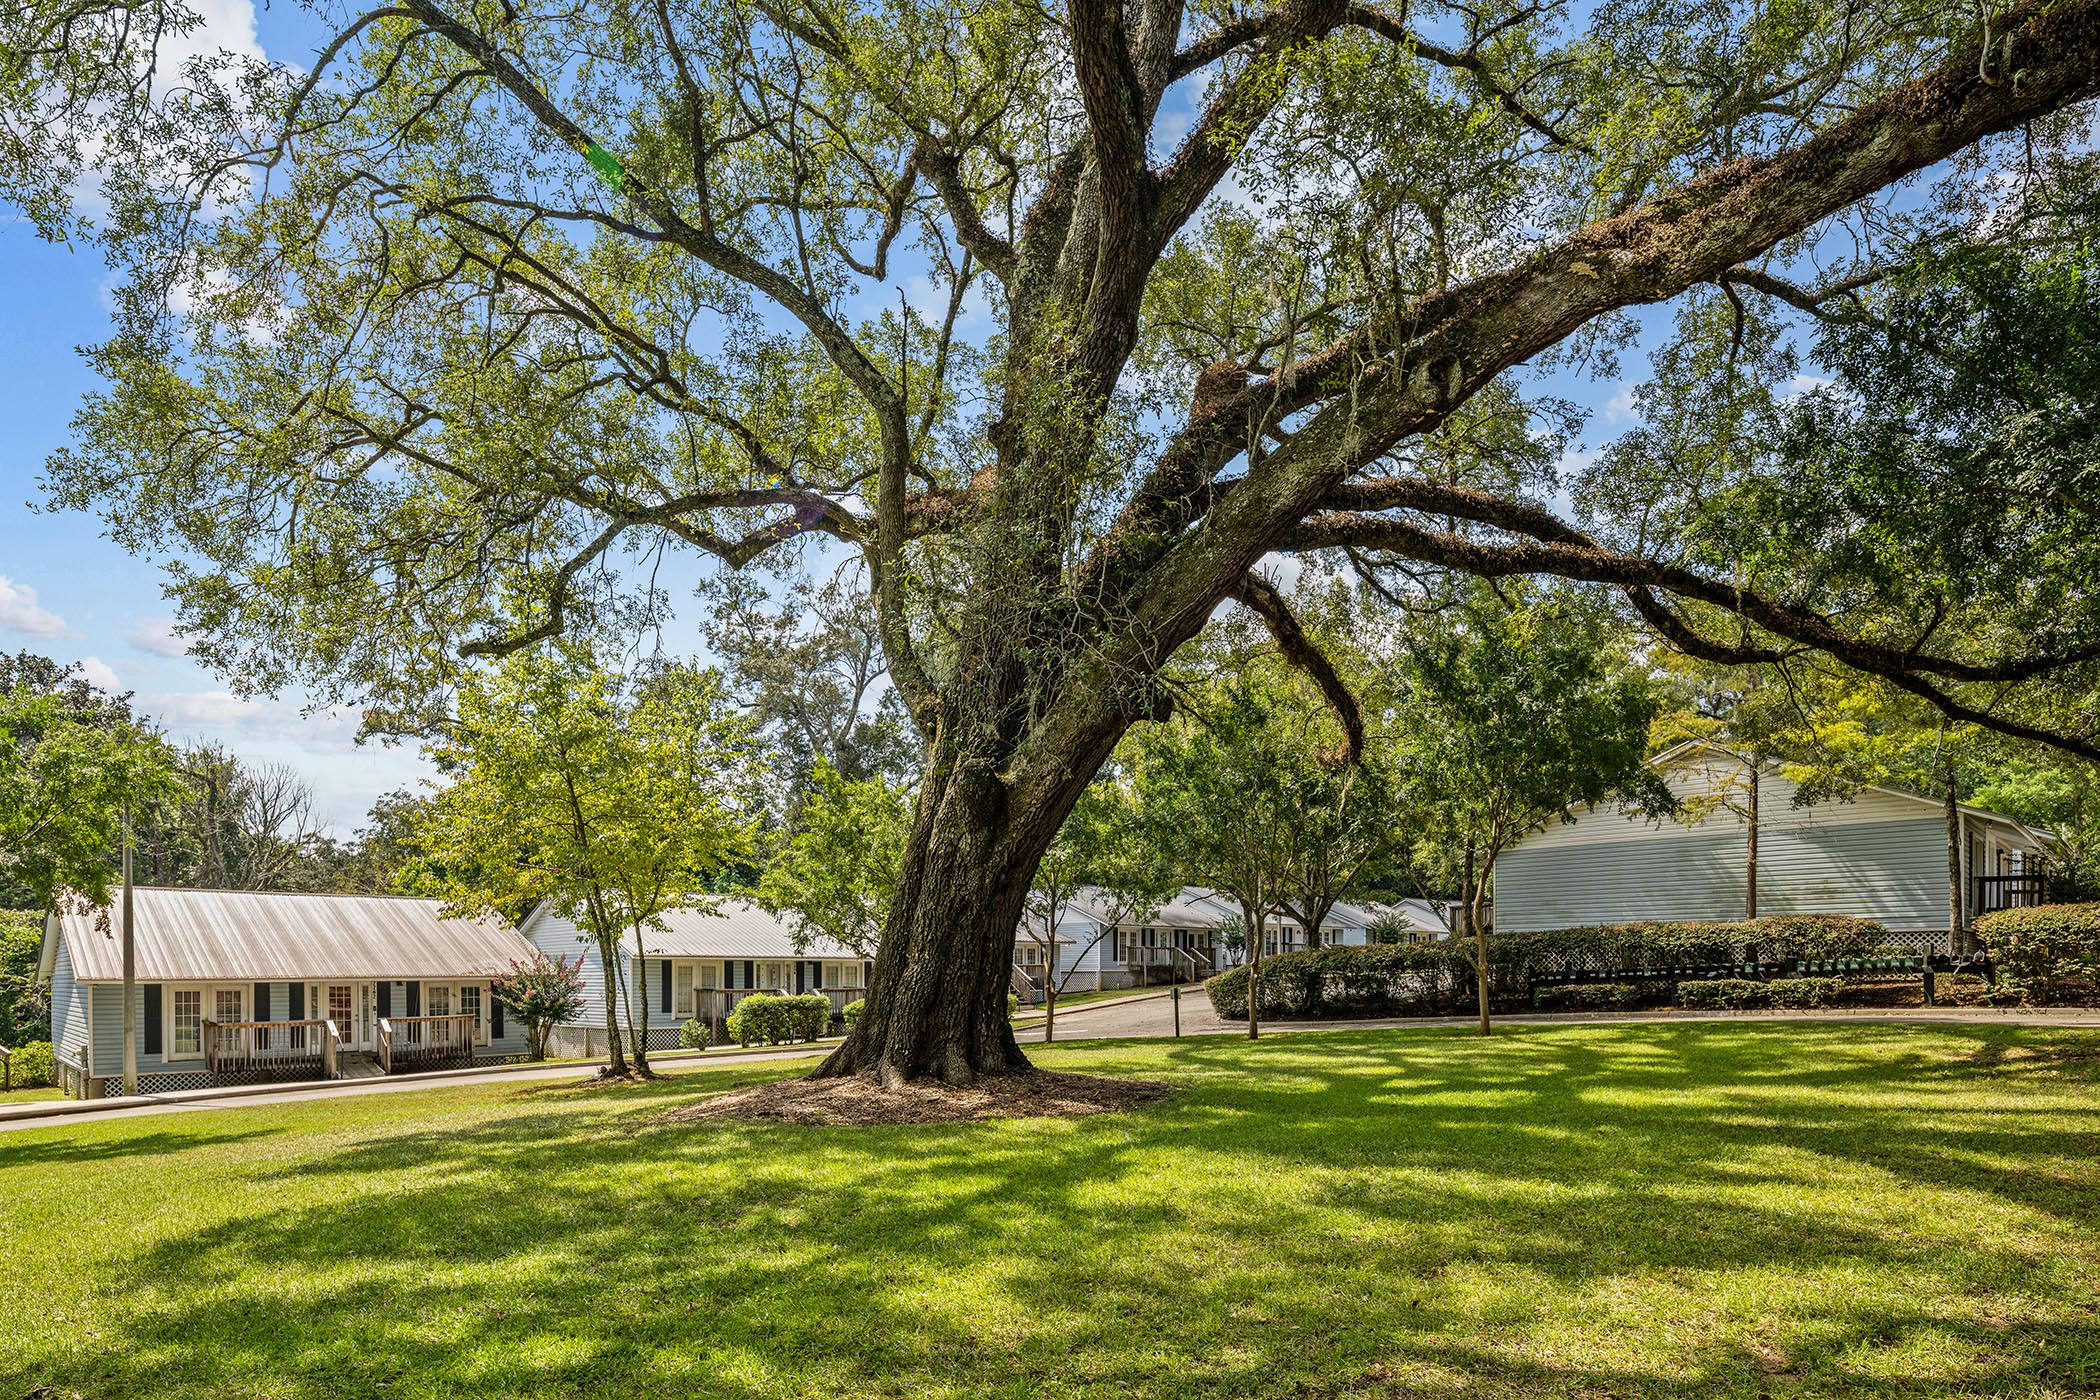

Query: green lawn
left=0, top=1084, right=63, bottom=1103
left=4, top=1023, right=2098, bottom=1399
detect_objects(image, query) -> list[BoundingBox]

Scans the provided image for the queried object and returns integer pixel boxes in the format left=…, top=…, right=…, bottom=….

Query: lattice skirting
left=643, top=1026, right=688, bottom=1052
left=475, top=1053, right=531, bottom=1067
left=98, top=1069, right=213, bottom=1096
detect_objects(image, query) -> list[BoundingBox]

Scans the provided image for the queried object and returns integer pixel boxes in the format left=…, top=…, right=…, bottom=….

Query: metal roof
left=1065, top=886, right=1236, bottom=929
left=613, top=899, right=867, bottom=960
left=52, top=887, right=537, bottom=982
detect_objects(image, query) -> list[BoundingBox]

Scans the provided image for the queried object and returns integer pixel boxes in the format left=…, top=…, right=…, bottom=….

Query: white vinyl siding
left=1496, top=755, right=2029, bottom=933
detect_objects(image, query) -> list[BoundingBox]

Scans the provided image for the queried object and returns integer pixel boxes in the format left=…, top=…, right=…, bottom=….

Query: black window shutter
left=144, top=984, right=163, bottom=1055
left=290, top=982, right=305, bottom=1019
left=661, top=960, right=673, bottom=1014
left=743, top=960, right=754, bottom=990
left=406, top=982, right=421, bottom=1016
left=810, top=961, right=822, bottom=990
left=723, top=959, right=735, bottom=990
left=492, top=997, right=505, bottom=1038
left=377, top=982, right=393, bottom=1018
left=794, top=961, right=805, bottom=993
left=254, top=983, right=270, bottom=1022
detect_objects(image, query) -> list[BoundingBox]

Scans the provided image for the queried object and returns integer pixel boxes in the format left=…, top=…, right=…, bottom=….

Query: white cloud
left=130, top=617, right=191, bottom=658
left=144, top=690, right=366, bottom=753
left=1601, top=384, right=1641, bottom=425
left=0, top=576, right=75, bottom=639
left=1779, top=372, right=1833, bottom=401
left=76, top=656, right=122, bottom=692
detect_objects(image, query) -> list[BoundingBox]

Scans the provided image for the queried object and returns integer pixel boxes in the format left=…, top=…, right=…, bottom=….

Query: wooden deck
left=377, top=1014, right=477, bottom=1074
left=204, top=1019, right=335, bottom=1083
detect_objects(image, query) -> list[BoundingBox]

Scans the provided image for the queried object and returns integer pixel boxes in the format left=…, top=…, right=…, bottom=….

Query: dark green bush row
left=1973, top=903, right=2100, bottom=1006
left=725, top=993, right=831, bottom=1045
left=1204, top=916, right=1891, bottom=1020
left=1676, top=977, right=1843, bottom=1010
left=1532, top=982, right=1644, bottom=1013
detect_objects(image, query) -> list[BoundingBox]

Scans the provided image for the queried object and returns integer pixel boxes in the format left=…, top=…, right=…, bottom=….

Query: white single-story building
left=1494, top=742, right=2050, bottom=941
left=520, top=897, right=871, bottom=1055
left=1016, top=887, right=1451, bottom=991
left=40, top=887, right=537, bottom=1098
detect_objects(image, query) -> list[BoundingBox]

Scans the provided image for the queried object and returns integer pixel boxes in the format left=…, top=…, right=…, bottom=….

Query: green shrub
left=8, top=1040, right=56, bottom=1089
left=1675, top=977, right=1843, bottom=1010
left=1973, top=902, right=2100, bottom=1006
left=1204, top=944, right=1470, bottom=1020
left=1676, top=979, right=1770, bottom=1010
left=1201, top=916, right=1893, bottom=1021
left=1765, top=977, right=1843, bottom=1009
left=842, top=997, right=865, bottom=1028
left=1007, top=992, right=1019, bottom=1019
left=725, top=993, right=831, bottom=1046
left=678, top=1018, right=711, bottom=1049
left=1532, top=982, right=1643, bottom=1013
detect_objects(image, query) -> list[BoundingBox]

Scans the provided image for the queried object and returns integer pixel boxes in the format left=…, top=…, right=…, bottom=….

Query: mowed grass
left=4, top=1024, right=2099, bottom=1400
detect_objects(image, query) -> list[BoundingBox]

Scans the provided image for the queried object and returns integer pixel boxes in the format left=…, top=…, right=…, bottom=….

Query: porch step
left=334, top=1053, right=386, bottom=1080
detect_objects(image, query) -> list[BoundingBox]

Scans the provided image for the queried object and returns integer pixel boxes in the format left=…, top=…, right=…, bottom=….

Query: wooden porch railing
left=1974, top=873, right=2050, bottom=915
left=203, top=1018, right=332, bottom=1082
left=377, top=1013, right=477, bottom=1074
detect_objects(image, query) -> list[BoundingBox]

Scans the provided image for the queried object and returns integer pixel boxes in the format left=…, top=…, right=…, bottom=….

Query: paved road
left=11, top=999, right=2098, bottom=1133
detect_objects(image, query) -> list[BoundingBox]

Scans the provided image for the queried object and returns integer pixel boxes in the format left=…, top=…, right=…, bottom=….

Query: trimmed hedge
left=842, top=998, right=865, bottom=1028
left=1677, top=977, right=1843, bottom=1010
left=7, top=1040, right=55, bottom=1089
left=725, top=993, right=830, bottom=1046
left=1533, top=982, right=1643, bottom=1013
left=1205, top=944, right=1470, bottom=1020
left=1203, top=916, right=1892, bottom=1020
left=1973, top=902, right=2100, bottom=1006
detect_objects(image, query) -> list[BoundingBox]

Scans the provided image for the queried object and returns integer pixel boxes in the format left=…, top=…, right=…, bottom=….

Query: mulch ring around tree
left=661, top=1069, right=1173, bottom=1126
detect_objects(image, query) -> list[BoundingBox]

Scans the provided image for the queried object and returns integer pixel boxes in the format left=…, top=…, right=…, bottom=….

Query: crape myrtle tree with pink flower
left=10, top=0, right=2100, bottom=1087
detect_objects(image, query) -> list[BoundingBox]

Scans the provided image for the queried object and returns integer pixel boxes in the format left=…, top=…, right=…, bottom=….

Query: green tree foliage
left=0, top=907, right=49, bottom=1046
left=1131, top=676, right=1300, bottom=1039
left=1392, top=583, right=1667, bottom=1033
left=757, top=761, right=910, bottom=960
left=21, top=0, right=2100, bottom=1081
left=413, top=650, right=759, bottom=1076
left=0, top=681, right=181, bottom=910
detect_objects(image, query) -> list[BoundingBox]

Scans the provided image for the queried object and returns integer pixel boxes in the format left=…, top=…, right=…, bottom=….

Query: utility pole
left=121, top=805, right=137, bottom=1097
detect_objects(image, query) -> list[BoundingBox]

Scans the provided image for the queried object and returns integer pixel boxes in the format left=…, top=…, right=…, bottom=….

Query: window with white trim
left=676, top=961, right=695, bottom=1014
left=427, top=983, right=452, bottom=1017
left=214, top=986, right=245, bottom=1025
left=458, top=983, right=484, bottom=1043
left=699, top=960, right=719, bottom=990
left=172, top=987, right=203, bottom=1058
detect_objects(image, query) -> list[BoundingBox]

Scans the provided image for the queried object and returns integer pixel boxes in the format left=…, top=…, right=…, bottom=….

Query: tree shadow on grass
left=7, top=1022, right=2098, bottom=1399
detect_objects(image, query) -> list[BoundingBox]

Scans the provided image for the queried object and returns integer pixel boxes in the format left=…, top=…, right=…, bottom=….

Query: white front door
left=322, top=982, right=376, bottom=1052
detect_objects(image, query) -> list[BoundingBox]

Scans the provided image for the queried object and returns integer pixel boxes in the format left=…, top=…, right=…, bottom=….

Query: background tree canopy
left=9, top=0, right=2100, bottom=1082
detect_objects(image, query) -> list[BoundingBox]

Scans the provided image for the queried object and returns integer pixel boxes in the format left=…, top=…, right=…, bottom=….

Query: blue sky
left=0, top=1, right=1664, bottom=835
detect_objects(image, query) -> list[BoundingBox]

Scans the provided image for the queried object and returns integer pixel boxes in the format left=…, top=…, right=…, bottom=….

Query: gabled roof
left=45, top=887, right=535, bottom=982
left=1330, top=897, right=1450, bottom=933
left=1651, top=739, right=2048, bottom=838
left=1063, top=886, right=1236, bottom=929
left=528, top=897, right=868, bottom=961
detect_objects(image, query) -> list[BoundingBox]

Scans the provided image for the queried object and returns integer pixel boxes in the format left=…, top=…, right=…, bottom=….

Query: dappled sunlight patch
left=662, top=1068, right=1173, bottom=1126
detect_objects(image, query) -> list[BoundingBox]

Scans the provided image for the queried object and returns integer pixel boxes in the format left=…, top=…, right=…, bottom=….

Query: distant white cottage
left=520, top=897, right=871, bottom=1056
left=1495, top=743, right=2049, bottom=940
left=1015, top=886, right=1449, bottom=994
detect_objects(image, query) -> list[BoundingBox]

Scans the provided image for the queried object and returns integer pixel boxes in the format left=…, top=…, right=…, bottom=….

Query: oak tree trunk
left=814, top=751, right=1045, bottom=1085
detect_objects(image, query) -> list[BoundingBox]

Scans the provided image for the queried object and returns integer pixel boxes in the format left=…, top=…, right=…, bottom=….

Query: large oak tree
left=13, top=0, right=2100, bottom=1083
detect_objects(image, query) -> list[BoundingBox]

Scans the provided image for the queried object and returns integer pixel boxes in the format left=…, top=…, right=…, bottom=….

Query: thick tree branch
left=1232, top=572, right=1366, bottom=764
